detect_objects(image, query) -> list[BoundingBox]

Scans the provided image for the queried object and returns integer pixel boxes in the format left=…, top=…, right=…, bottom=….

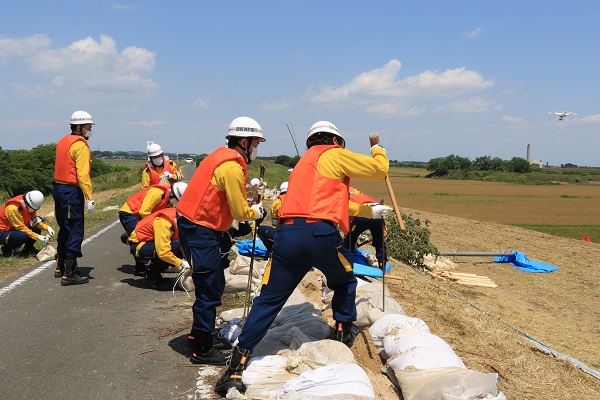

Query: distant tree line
left=0, top=145, right=126, bottom=199
left=426, top=154, right=533, bottom=177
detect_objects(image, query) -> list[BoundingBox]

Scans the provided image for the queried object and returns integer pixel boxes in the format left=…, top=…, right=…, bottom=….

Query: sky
left=1, top=1, right=599, bottom=167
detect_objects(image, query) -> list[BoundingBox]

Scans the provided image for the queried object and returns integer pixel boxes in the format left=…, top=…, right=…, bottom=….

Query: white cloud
left=578, top=114, right=600, bottom=123
left=193, top=96, right=211, bottom=110
left=0, top=34, right=52, bottom=65
left=467, top=27, right=483, bottom=38
left=308, top=59, right=494, bottom=105
left=13, top=34, right=156, bottom=102
left=366, top=103, right=426, bottom=116
left=260, top=98, right=295, bottom=111
left=437, top=96, right=492, bottom=113
left=501, top=115, right=526, bottom=123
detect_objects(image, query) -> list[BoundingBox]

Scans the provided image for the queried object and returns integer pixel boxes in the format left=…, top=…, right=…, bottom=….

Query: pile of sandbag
left=369, top=313, right=506, bottom=400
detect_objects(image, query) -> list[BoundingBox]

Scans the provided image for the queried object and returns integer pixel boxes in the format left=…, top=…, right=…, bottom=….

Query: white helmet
left=147, top=143, right=163, bottom=157
left=226, top=117, right=266, bottom=142
left=279, top=182, right=288, bottom=194
left=25, top=190, right=44, bottom=210
left=70, top=110, right=94, bottom=125
left=307, top=120, right=342, bottom=139
left=250, top=178, right=261, bottom=188
left=172, top=182, right=188, bottom=200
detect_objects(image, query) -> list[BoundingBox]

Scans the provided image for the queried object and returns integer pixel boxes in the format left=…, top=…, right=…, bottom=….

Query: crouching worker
left=344, top=186, right=391, bottom=269
left=0, top=190, right=55, bottom=257
left=215, top=121, right=389, bottom=396
left=119, top=182, right=185, bottom=275
left=126, top=184, right=189, bottom=290
left=256, top=181, right=287, bottom=257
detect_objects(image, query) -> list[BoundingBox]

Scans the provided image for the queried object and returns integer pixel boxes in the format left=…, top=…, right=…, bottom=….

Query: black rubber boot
left=190, top=331, right=228, bottom=365
left=1, top=245, right=12, bottom=258
left=54, top=258, right=65, bottom=278
left=334, top=321, right=359, bottom=348
left=187, top=329, right=232, bottom=350
left=144, top=263, right=165, bottom=290
left=61, top=259, right=89, bottom=286
left=214, top=346, right=251, bottom=396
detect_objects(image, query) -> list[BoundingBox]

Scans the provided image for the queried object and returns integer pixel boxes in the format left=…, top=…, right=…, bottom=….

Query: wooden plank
left=456, top=281, right=498, bottom=288
left=385, top=274, right=405, bottom=281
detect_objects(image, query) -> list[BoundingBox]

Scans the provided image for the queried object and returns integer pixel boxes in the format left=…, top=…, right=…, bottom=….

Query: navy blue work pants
left=53, top=183, right=84, bottom=261
left=238, top=218, right=357, bottom=351
left=0, top=229, right=38, bottom=252
left=129, top=240, right=182, bottom=271
left=256, top=225, right=277, bottom=256
left=344, top=217, right=387, bottom=262
left=178, top=216, right=225, bottom=334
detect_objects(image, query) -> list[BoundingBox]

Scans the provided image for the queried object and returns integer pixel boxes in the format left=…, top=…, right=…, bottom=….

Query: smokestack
left=527, top=144, right=531, bottom=162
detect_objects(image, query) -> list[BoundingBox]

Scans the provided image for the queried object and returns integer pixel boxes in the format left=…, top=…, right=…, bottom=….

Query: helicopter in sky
left=548, top=111, right=577, bottom=121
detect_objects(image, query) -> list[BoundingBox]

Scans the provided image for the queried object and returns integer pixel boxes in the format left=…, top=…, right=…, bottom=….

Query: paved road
left=0, top=165, right=199, bottom=400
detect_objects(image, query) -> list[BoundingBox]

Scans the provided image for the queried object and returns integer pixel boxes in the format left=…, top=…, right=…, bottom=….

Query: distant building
left=527, top=144, right=543, bottom=168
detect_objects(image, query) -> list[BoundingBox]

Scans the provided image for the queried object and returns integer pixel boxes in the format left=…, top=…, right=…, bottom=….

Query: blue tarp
left=235, top=238, right=268, bottom=257
left=353, top=249, right=392, bottom=278
left=494, top=250, right=559, bottom=273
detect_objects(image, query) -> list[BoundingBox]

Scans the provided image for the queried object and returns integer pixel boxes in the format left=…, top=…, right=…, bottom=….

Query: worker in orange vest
left=215, top=121, right=392, bottom=396
left=0, top=191, right=54, bottom=257
left=141, top=143, right=184, bottom=188
left=256, top=181, right=287, bottom=256
left=119, top=182, right=188, bottom=275
left=126, top=183, right=188, bottom=289
left=177, top=116, right=267, bottom=366
left=345, top=186, right=388, bottom=269
left=53, top=110, right=95, bottom=286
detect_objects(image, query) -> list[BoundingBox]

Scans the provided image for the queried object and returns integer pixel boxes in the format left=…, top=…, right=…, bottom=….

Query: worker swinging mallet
left=369, top=133, right=406, bottom=232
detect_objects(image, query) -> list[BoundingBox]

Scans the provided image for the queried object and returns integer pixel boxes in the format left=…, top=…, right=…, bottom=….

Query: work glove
left=87, top=200, right=96, bottom=213
left=251, top=204, right=267, bottom=225
left=163, top=171, right=174, bottom=180
left=371, top=204, right=393, bottom=219
left=37, top=234, right=50, bottom=244
left=230, top=219, right=240, bottom=231
left=257, top=179, right=267, bottom=196
left=47, top=226, right=55, bottom=237
left=29, top=216, right=43, bottom=228
left=180, top=259, right=191, bottom=270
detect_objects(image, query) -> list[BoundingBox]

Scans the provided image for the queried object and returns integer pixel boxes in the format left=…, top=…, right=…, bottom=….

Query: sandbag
left=385, top=331, right=465, bottom=370
left=369, top=314, right=429, bottom=347
left=392, top=366, right=500, bottom=400
left=283, top=340, right=355, bottom=375
left=278, top=363, right=375, bottom=400
left=175, top=268, right=194, bottom=292
left=36, top=244, right=57, bottom=262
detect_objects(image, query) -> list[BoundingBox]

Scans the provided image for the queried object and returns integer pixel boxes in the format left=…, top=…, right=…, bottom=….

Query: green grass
left=510, top=223, right=600, bottom=242
left=246, top=160, right=294, bottom=190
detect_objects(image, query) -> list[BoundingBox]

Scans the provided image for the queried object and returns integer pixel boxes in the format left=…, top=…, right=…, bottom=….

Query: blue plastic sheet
left=494, top=250, right=559, bottom=273
left=353, top=249, right=392, bottom=278
left=235, top=238, right=268, bottom=257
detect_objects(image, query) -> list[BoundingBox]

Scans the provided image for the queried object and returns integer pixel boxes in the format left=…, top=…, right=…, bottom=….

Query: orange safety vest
left=0, top=195, right=34, bottom=231
left=177, top=146, right=247, bottom=232
left=54, top=134, right=90, bottom=185
left=145, top=158, right=174, bottom=186
left=134, top=208, right=179, bottom=242
left=126, top=184, right=171, bottom=217
left=349, top=189, right=376, bottom=205
left=279, top=145, right=350, bottom=233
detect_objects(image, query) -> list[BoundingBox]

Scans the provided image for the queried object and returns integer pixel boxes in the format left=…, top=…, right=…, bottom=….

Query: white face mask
left=152, top=157, right=164, bottom=166
left=83, top=128, right=92, bottom=140
left=27, top=207, right=36, bottom=213
left=249, top=146, right=258, bottom=162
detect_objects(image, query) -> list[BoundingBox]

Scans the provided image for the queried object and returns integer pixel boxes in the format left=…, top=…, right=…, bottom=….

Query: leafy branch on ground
left=385, top=212, right=438, bottom=270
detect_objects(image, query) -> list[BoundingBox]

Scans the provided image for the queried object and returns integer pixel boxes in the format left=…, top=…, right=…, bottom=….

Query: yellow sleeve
left=141, top=169, right=151, bottom=189
left=213, top=160, right=258, bottom=221
left=317, top=146, right=389, bottom=182
left=170, top=161, right=184, bottom=182
left=270, top=198, right=282, bottom=219
left=69, top=141, right=93, bottom=200
left=5, top=205, right=39, bottom=240
left=153, top=216, right=182, bottom=266
left=139, top=187, right=167, bottom=218
left=350, top=202, right=373, bottom=218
